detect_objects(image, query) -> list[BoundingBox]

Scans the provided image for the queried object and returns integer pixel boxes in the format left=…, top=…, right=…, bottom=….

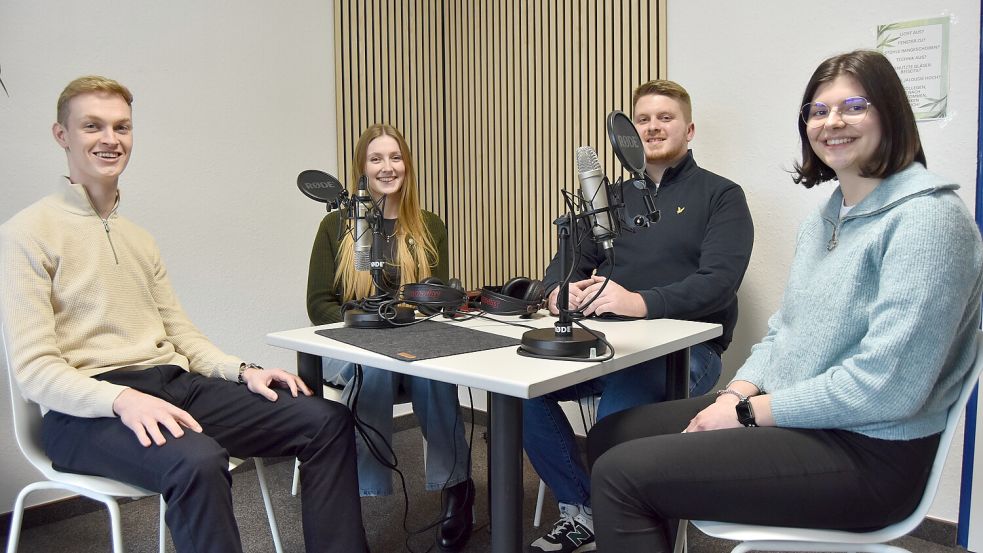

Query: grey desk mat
left=315, top=320, right=521, bottom=361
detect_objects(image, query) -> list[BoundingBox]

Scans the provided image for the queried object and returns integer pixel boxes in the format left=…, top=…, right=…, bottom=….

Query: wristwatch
left=238, top=362, right=263, bottom=384
left=735, top=397, right=757, bottom=427
left=716, top=389, right=758, bottom=427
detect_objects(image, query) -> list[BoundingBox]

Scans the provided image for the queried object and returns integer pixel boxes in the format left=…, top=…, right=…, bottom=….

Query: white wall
left=0, top=0, right=336, bottom=511
left=667, top=0, right=980, bottom=524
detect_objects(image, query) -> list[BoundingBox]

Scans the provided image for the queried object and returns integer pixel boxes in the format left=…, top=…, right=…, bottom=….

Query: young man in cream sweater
left=0, top=76, right=367, bottom=553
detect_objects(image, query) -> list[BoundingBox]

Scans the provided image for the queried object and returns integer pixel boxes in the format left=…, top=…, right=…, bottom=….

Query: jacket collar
left=821, top=163, right=958, bottom=221
left=659, top=150, right=698, bottom=186
left=52, top=176, right=121, bottom=218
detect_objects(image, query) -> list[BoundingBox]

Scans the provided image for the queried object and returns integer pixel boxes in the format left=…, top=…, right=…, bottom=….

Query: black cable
left=350, top=363, right=479, bottom=552
left=402, top=386, right=477, bottom=548
left=348, top=365, right=431, bottom=553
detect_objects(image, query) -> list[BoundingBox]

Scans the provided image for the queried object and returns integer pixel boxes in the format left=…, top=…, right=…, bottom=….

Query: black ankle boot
left=437, top=478, right=474, bottom=552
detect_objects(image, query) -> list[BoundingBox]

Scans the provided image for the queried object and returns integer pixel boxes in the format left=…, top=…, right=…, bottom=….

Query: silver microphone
left=576, top=146, right=615, bottom=251
left=353, top=176, right=372, bottom=271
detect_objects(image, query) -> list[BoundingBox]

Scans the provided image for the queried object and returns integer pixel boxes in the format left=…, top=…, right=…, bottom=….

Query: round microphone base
left=518, top=327, right=607, bottom=359
left=344, top=306, right=415, bottom=328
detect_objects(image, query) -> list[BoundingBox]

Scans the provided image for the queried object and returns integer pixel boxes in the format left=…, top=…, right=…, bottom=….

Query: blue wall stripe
left=961, top=5, right=983, bottom=547
left=960, top=386, right=978, bottom=547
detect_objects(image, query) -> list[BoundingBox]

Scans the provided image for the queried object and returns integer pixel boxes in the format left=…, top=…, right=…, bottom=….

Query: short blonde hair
left=57, top=76, right=133, bottom=125
left=632, top=79, right=692, bottom=123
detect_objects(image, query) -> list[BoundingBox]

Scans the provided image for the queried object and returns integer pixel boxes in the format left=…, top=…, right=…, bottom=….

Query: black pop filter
left=606, top=111, right=645, bottom=177
left=297, top=170, right=345, bottom=206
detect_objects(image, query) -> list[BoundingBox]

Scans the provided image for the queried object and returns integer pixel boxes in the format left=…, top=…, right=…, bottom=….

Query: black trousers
left=587, top=394, right=939, bottom=552
left=42, top=365, right=367, bottom=553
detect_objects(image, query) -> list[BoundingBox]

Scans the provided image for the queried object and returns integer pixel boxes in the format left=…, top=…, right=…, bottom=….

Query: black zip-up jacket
left=544, top=150, right=754, bottom=354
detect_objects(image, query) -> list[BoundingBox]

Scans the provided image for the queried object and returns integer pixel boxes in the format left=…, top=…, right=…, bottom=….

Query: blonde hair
left=632, top=79, right=693, bottom=123
left=335, top=124, right=439, bottom=300
left=57, top=76, right=133, bottom=126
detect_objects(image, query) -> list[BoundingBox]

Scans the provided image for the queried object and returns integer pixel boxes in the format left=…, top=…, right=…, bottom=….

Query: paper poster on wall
left=876, top=16, right=950, bottom=120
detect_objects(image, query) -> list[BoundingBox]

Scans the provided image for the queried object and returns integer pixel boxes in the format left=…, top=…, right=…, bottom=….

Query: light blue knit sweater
left=734, top=163, right=983, bottom=440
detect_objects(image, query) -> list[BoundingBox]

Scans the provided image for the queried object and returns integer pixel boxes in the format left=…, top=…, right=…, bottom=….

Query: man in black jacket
left=525, top=79, right=754, bottom=553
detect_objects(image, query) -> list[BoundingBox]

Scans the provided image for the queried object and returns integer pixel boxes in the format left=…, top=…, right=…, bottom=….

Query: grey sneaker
left=527, top=505, right=596, bottom=553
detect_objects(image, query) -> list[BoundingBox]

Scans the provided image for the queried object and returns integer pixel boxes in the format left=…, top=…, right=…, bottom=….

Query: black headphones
left=402, top=277, right=468, bottom=316
left=480, top=277, right=546, bottom=316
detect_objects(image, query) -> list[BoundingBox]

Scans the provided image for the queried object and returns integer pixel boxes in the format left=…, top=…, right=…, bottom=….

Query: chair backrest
left=870, top=328, right=983, bottom=539
left=2, top=325, right=58, bottom=478
left=910, top=332, right=982, bottom=516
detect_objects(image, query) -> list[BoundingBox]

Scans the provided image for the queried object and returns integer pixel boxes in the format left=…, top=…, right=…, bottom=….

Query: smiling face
left=363, top=134, right=405, bottom=201
left=633, top=93, right=695, bottom=176
left=52, top=91, right=132, bottom=188
left=806, top=75, right=882, bottom=181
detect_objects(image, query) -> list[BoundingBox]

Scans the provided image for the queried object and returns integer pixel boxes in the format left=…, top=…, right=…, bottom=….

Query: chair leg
left=291, top=458, right=301, bottom=496
left=7, top=482, right=132, bottom=553
left=254, top=459, right=284, bottom=553
left=105, top=498, right=125, bottom=553
left=159, top=495, right=166, bottom=553
left=673, top=519, right=688, bottom=553
left=533, top=479, right=547, bottom=527
left=6, top=486, right=30, bottom=553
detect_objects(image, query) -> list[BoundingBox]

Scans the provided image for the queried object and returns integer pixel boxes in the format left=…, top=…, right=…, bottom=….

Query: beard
left=644, top=140, right=688, bottom=166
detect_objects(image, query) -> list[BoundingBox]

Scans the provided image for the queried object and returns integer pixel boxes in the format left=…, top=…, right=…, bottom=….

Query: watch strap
left=238, top=362, right=263, bottom=384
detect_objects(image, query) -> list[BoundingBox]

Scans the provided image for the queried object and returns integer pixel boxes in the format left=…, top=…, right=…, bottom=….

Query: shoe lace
left=547, top=517, right=576, bottom=539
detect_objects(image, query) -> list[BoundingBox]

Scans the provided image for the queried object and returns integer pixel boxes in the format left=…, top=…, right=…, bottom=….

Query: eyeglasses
left=800, top=96, right=873, bottom=128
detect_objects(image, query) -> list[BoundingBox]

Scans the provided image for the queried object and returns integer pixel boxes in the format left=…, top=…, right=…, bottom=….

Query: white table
left=267, top=314, right=721, bottom=553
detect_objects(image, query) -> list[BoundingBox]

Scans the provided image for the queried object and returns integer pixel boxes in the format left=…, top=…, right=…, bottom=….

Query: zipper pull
left=827, top=225, right=839, bottom=251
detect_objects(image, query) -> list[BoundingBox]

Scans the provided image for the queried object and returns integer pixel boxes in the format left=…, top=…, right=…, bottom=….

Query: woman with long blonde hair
left=307, top=124, right=473, bottom=552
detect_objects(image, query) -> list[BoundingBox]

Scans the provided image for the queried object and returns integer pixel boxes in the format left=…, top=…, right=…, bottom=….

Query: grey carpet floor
left=2, top=423, right=966, bottom=552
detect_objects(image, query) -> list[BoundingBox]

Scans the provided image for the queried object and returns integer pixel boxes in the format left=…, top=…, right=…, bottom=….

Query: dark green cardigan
left=306, top=209, right=448, bottom=324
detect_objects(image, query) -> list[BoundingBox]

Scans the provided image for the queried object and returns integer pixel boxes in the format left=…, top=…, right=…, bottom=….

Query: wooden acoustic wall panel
left=335, top=0, right=666, bottom=289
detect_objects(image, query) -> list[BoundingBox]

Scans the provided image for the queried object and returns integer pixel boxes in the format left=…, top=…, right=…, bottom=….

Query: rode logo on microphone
left=615, top=135, right=642, bottom=149
left=304, top=181, right=335, bottom=189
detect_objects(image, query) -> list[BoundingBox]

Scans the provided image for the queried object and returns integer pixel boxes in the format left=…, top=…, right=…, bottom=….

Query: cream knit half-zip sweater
left=1, top=177, right=242, bottom=417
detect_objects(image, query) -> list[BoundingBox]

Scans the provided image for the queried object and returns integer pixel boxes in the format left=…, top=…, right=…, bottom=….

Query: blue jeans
left=324, top=358, right=471, bottom=496
left=522, top=342, right=721, bottom=507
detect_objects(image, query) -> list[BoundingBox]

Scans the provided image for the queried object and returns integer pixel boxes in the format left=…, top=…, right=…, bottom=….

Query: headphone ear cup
left=413, top=277, right=443, bottom=316
left=500, top=276, right=530, bottom=298
left=524, top=279, right=546, bottom=302
left=447, top=278, right=465, bottom=292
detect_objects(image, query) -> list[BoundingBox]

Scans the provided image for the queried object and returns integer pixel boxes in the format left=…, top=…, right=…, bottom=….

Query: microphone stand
left=344, top=204, right=415, bottom=328
left=518, top=212, right=607, bottom=358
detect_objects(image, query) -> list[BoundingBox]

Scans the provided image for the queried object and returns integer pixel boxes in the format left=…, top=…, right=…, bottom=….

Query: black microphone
left=352, top=176, right=373, bottom=271
left=576, top=146, right=616, bottom=251
left=297, top=170, right=346, bottom=208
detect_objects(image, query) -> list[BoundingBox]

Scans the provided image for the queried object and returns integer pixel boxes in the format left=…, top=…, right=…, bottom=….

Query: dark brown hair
left=793, top=50, right=926, bottom=187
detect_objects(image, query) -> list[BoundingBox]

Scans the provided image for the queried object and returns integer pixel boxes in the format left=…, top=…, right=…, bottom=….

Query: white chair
left=676, top=329, right=983, bottom=553
left=2, top=330, right=284, bottom=553
left=533, top=394, right=600, bottom=527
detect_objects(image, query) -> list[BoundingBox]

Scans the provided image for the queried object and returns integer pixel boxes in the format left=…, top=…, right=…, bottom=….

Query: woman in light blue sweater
left=586, top=49, right=983, bottom=552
